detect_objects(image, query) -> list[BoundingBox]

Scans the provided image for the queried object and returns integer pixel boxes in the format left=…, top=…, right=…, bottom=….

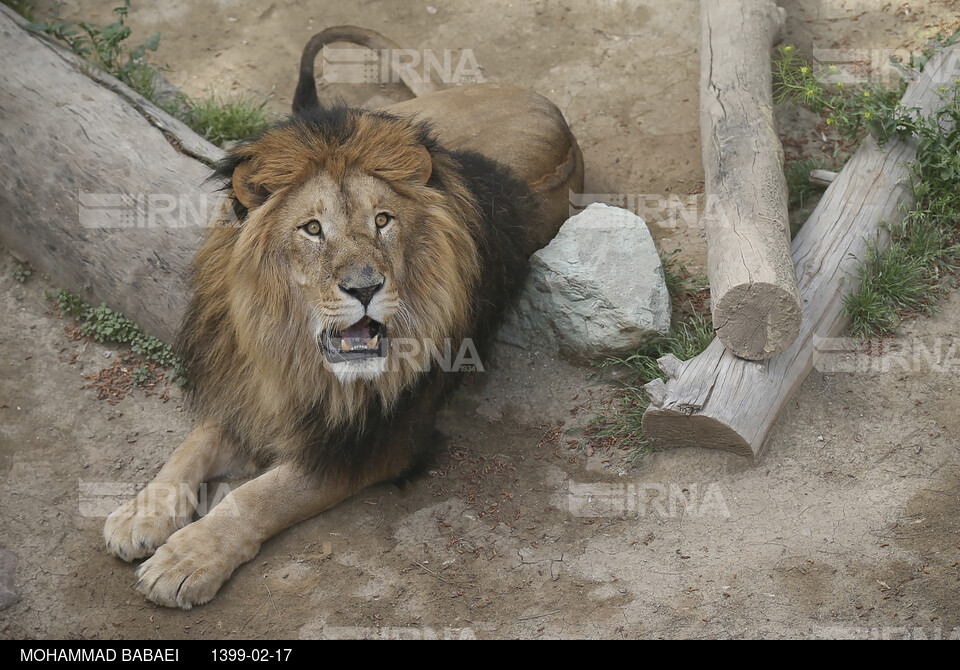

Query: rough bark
left=700, top=0, right=801, bottom=360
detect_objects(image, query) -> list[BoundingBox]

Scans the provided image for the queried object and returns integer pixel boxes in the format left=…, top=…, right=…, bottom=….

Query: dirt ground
left=2, top=0, right=959, bottom=640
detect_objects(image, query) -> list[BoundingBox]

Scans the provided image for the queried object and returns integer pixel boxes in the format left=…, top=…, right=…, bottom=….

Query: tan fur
left=104, top=108, right=496, bottom=608
left=185, top=114, right=482, bottom=464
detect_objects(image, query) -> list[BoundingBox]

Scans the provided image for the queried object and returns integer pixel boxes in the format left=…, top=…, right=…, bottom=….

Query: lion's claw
left=134, top=517, right=258, bottom=609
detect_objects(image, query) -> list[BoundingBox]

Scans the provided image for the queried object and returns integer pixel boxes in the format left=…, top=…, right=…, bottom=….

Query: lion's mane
left=176, top=104, right=532, bottom=480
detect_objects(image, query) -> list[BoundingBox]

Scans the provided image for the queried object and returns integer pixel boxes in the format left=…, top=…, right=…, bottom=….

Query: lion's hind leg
left=104, top=424, right=237, bottom=561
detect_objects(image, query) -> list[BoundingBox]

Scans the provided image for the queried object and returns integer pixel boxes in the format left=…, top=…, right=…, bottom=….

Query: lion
left=102, top=29, right=579, bottom=609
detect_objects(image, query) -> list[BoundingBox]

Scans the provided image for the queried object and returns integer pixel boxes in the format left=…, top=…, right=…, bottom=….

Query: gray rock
left=0, top=547, right=19, bottom=611
left=498, top=203, right=671, bottom=362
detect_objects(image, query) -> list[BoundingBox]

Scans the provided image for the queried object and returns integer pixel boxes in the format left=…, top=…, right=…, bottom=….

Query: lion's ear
left=232, top=160, right=268, bottom=210
left=413, top=145, right=432, bottom=185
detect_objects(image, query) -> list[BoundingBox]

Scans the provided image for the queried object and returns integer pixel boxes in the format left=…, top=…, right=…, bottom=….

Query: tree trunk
left=700, top=0, right=801, bottom=360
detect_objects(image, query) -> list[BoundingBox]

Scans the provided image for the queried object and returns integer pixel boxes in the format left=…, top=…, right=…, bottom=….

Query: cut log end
left=641, top=408, right=756, bottom=458
left=712, top=281, right=802, bottom=361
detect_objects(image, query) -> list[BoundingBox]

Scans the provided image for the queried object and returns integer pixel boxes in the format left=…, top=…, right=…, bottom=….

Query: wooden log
left=809, top=169, right=838, bottom=187
left=641, top=41, right=960, bottom=458
left=700, top=0, right=802, bottom=360
left=0, top=8, right=581, bottom=343
left=0, top=5, right=216, bottom=344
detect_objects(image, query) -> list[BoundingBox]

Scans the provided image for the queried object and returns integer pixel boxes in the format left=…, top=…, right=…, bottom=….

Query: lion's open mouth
left=321, top=316, right=387, bottom=363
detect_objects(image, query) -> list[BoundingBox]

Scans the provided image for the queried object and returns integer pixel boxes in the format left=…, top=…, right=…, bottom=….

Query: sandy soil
left=2, top=0, right=959, bottom=639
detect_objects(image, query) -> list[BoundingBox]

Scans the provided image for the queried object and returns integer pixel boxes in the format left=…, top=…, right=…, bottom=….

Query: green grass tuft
left=175, top=92, right=273, bottom=147
left=784, top=158, right=828, bottom=209
left=12, top=263, right=32, bottom=283
left=593, top=310, right=716, bottom=462
left=26, top=1, right=161, bottom=99
left=775, top=37, right=960, bottom=337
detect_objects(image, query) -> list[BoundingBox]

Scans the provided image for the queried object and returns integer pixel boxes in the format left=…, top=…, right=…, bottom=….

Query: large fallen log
left=0, top=5, right=214, bottom=345
left=0, top=7, right=582, bottom=343
left=642, top=41, right=959, bottom=458
left=700, top=0, right=802, bottom=360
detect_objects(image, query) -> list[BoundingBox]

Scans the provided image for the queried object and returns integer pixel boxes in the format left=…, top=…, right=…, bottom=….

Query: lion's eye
left=302, top=220, right=322, bottom=237
left=375, top=212, right=393, bottom=229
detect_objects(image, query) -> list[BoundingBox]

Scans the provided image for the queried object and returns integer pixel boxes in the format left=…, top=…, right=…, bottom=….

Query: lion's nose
left=339, top=269, right=385, bottom=308
left=341, top=282, right=383, bottom=307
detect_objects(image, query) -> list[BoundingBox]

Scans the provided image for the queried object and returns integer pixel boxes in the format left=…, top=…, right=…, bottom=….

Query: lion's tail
left=294, top=25, right=443, bottom=114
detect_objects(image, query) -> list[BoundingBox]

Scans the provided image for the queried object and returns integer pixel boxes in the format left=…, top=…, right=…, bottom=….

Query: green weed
left=26, top=1, right=161, bottom=100
left=774, top=38, right=960, bottom=337
left=2, top=0, right=36, bottom=22
left=49, top=288, right=187, bottom=385
left=173, top=92, right=273, bottom=147
left=12, top=263, right=32, bottom=283
left=26, top=2, right=273, bottom=146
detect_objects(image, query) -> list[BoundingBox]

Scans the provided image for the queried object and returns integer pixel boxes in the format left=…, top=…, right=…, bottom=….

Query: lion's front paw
left=134, top=518, right=259, bottom=609
left=104, top=483, right=191, bottom=561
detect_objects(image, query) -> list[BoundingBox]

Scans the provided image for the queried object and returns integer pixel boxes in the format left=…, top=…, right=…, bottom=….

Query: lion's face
left=280, top=170, right=412, bottom=383
left=188, top=109, right=484, bottom=408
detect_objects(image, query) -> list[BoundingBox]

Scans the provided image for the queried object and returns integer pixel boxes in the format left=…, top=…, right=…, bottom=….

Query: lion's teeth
left=341, top=339, right=350, bottom=353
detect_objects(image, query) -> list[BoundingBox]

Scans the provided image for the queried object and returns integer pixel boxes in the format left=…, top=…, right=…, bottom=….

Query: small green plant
left=26, top=2, right=272, bottom=146
left=26, top=1, right=160, bottom=100
left=2, top=0, right=36, bottom=22
left=612, top=313, right=716, bottom=383
left=775, top=39, right=960, bottom=337
left=49, top=288, right=187, bottom=385
left=784, top=158, right=824, bottom=211
left=131, top=365, right=154, bottom=386
left=660, top=249, right=707, bottom=300
left=844, top=125, right=960, bottom=336
left=593, top=313, right=715, bottom=465
left=783, top=158, right=833, bottom=233
left=12, top=263, right=32, bottom=283
left=593, top=311, right=716, bottom=461
left=773, top=44, right=913, bottom=145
